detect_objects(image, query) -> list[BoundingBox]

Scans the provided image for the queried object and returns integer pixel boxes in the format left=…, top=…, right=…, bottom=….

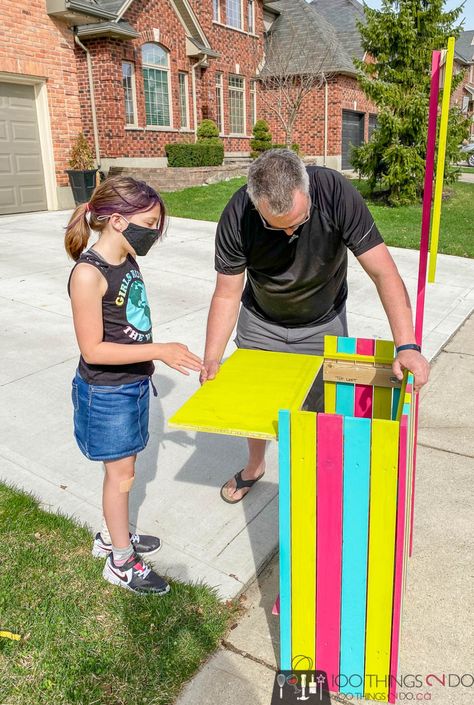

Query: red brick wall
left=0, top=1, right=82, bottom=186
left=77, top=0, right=266, bottom=161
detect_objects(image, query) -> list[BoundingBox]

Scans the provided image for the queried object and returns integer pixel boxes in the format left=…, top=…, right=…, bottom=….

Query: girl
left=65, top=176, right=202, bottom=595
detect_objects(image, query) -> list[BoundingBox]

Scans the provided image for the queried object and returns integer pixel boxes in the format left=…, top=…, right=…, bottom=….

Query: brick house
left=0, top=0, right=266, bottom=214
left=453, top=30, right=474, bottom=141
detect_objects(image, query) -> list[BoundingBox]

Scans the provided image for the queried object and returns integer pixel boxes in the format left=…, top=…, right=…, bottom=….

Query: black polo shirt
left=214, top=166, right=384, bottom=327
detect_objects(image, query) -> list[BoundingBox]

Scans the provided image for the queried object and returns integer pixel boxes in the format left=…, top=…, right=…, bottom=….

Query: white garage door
left=0, top=82, right=47, bottom=215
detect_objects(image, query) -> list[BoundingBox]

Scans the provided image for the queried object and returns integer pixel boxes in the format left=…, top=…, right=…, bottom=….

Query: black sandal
left=220, top=469, right=265, bottom=504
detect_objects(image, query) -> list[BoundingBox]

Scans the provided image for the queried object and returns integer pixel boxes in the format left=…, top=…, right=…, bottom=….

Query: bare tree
left=256, top=16, right=337, bottom=147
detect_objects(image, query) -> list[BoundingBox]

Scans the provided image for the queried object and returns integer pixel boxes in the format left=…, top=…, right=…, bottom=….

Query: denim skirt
left=71, top=371, right=150, bottom=462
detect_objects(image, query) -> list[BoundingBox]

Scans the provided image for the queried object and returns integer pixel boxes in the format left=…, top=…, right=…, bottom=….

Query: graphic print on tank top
left=116, top=267, right=153, bottom=342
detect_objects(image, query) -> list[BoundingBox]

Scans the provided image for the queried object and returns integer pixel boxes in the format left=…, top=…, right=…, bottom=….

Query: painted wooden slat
left=355, top=338, right=375, bottom=417
left=278, top=410, right=292, bottom=670
left=373, top=340, right=395, bottom=419
left=291, top=411, right=317, bottom=670
left=391, top=387, right=401, bottom=420
left=388, top=415, right=409, bottom=704
left=316, top=413, right=344, bottom=690
left=324, top=336, right=337, bottom=413
left=340, top=416, right=371, bottom=697
left=336, top=337, right=357, bottom=415
left=365, top=418, right=399, bottom=701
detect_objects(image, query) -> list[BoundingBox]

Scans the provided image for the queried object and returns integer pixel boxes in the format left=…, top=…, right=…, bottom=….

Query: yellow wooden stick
left=0, top=631, right=21, bottom=641
left=428, top=36, right=455, bottom=283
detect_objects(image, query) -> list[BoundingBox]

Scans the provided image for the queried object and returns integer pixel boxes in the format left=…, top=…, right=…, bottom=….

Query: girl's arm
left=70, top=264, right=202, bottom=375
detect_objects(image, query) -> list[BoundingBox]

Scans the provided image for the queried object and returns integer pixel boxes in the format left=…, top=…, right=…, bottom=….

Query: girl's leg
left=102, top=454, right=136, bottom=549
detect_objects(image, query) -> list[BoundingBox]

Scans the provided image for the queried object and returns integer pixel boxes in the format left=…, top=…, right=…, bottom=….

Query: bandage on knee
left=119, top=474, right=135, bottom=493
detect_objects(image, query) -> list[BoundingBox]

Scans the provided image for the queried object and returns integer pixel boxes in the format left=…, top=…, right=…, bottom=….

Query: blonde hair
left=64, top=176, right=166, bottom=261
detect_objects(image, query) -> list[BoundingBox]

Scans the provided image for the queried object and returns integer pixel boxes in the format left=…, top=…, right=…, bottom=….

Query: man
left=200, top=149, right=429, bottom=503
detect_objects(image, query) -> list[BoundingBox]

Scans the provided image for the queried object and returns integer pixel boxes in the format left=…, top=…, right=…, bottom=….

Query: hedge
left=165, top=143, right=224, bottom=167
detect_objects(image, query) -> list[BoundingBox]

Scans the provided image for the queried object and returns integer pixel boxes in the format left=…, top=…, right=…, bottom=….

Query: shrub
left=68, top=132, right=95, bottom=170
left=165, top=143, right=224, bottom=167
left=250, top=119, right=272, bottom=159
left=197, top=119, right=220, bottom=142
left=272, top=143, right=300, bottom=154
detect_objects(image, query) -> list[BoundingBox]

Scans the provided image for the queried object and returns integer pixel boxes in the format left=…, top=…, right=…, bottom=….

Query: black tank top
left=67, top=249, right=155, bottom=385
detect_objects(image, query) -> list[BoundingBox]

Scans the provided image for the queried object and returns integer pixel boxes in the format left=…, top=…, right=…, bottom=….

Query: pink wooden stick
left=411, top=51, right=441, bottom=557
left=355, top=338, right=375, bottom=417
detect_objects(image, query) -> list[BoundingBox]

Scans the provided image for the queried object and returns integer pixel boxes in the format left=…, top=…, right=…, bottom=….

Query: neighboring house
left=453, top=30, right=474, bottom=140
left=0, top=0, right=265, bottom=214
left=260, top=0, right=378, bottom=171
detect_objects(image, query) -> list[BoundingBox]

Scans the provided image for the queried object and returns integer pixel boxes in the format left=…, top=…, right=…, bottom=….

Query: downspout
left=192, top=54, right=208, bottom=142
left=74, top=31, right=101, bottom=171
left=323, top=75, right=328, bottom=167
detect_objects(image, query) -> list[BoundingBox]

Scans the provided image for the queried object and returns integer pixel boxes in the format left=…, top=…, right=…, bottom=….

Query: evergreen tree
left=250, top=120, right=273, bottom=159
left=351, top=0, right=468, bottom=206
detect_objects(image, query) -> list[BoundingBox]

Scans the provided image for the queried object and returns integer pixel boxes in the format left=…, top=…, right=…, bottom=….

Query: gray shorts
left=234, top=304, right=348, bottom=411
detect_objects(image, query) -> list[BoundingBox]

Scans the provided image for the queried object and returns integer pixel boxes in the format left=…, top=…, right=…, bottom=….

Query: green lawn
left=0, top=483, right=238, bottom=705
left=162, top=177, right=474, bottom=258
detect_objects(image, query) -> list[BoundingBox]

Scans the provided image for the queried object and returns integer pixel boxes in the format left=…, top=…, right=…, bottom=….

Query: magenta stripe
left=389, top=416, right=409, bottom=703
left=316, top=413, right=344, bottom=691
left=355, top=338, right=375, bottom=417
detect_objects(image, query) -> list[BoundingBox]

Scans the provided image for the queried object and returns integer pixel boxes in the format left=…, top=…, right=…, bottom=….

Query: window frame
left=213, top=0, right=220, bottom=22
left=249, top=78, right=257, bottom=129
left=141, top=42, right=173, bottom=129
left=228, top=73, right=246, bottom=136
left=226, top=0, right=243, bottom=30
left=178, top=72, right=190, bottom=129
left=247, top=0, right=255, bottom=34
left=122, top=60, right=138, bottom=127
left=215, top=72, right=224, bottom=135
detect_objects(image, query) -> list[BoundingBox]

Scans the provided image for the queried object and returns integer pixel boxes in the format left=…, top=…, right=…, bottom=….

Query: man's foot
left=220, top=465, right=265, bottom=504
left=92, top=532, right=162, bottom=559
left=103, top=552, right=170, bottom=595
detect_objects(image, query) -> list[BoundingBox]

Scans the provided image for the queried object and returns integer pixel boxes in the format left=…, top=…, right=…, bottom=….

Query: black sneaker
left=103, top=552, right=170, bottom=595
left=92, top=531, right=162, bottom=558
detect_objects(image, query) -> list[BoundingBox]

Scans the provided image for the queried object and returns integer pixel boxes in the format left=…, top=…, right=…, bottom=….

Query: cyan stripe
left=336, top=337, right=357, bottom=416
left=278, top=409, right=292, bottom=670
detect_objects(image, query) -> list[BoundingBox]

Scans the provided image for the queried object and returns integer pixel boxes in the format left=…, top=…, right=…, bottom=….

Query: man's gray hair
left=247, top=148, right=310, bottom=215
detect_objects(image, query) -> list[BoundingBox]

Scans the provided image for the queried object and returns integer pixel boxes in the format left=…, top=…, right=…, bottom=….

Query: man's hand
left=200, top=359, right=221, bottom=385
left=392, top=350, right=430, bottom=393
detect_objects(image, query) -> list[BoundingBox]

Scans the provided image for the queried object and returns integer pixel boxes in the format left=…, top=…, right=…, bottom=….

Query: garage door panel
left=0, top=82, right=47, bottom=215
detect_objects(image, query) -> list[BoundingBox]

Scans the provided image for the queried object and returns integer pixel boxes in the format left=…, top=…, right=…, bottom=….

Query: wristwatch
left=395, top=343, right=421, bottom=354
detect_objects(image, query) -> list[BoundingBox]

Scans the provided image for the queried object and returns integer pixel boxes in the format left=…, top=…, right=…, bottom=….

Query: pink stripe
left=355, top=338, right=375, bottom=417
left=272, top=595, right=280, bottom=616
left=316, top=413, right=344, bottom=691
left=409, top=396, right=420, bottom=557
left=415, top=51, right=441, bottom=345
left=389, top=416, right=409, bottom=703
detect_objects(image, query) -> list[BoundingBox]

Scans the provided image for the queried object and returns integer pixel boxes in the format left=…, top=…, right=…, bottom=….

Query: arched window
left=142, top=43, right=171, bottom=127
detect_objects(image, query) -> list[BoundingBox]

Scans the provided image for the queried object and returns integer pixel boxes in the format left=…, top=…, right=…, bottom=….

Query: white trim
left=178, top=71, right=190, bottom=129
left=228, top=74, right=246, bottom=136
left=213, top=0, right=221, bottom=22
left=168, top=0, right=209, bottom=46
left=247, top=0, right=255, bottom=34
left=142, top=43, right=173, bottom=129
left=122, top=60, right=138, bottom=127
left=215, top=71, right=224, bottom=135
left=211, top=20, right=257, bottom=37
left=116, top=0, right=135, bottom=21
left=249, top=78, right=257, bottom=128
left=0, top=72, right=58, bottom=211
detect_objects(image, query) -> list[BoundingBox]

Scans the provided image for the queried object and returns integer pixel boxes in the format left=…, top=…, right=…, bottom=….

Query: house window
left=229, top=74, right=245, bottom=134
left=226, top=0, right=242, bottom=29
left=142, top=43, right=171, bottom=127
left=215, top=73, right=224, bottom=133
left=178, top=72, right=189, bottom=128
left=122, top=61, right=137, bottom=125
left=250, top=79, right=257, bottom=128
left=213, top=0, right=220, bottom=21
left=247, top=0, right=254, bottom=33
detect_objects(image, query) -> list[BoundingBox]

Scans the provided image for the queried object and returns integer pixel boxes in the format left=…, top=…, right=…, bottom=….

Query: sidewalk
left=175, top=314, right=474, bottom=705
left=0, top=209, right=473, bottom=604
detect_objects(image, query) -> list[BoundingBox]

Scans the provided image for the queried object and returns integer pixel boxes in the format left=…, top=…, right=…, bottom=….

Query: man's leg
left=221, top=438, right=267, bottom=501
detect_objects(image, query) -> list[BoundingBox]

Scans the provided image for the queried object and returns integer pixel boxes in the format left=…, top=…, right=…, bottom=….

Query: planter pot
left=66, top=169, right=98, bottom=205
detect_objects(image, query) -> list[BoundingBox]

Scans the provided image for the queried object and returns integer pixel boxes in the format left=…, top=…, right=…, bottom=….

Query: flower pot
left=66, top=169, right=98, bottom=205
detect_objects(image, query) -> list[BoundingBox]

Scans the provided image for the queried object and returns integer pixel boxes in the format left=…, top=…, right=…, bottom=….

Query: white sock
left=100, top=516, right=112, bottom=545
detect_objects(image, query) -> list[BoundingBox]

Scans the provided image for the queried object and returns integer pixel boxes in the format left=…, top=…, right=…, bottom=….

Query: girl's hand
left=156, top=343, right=203, bottom=376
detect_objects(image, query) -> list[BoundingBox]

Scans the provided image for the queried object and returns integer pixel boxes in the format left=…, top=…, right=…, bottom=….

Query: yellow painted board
left=291, top=411, right=317, bottom=670
left=373, top=340, right=394, bottom=419
left=324, top=336, right=337, bottom=413
left=365, top=418, right=399, bottom=701
left=169, top=349, right=323, bottom=440
left=428, top=37, right=456, bottom=283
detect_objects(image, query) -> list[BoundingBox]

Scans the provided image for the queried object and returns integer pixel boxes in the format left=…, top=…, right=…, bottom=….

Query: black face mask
left=122, top=220, right=160, bottom=256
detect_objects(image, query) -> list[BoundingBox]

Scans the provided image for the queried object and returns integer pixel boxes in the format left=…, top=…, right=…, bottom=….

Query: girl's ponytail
left=64, top=203, right=90, bottom=261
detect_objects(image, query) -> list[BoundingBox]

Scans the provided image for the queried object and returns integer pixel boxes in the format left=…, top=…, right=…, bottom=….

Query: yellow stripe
left=291, top=411, right=317, bottom=669
left=373, top=340, right=394, bottom=419
left=324, top=336, right=337, bottom=413
left=428, top=37, right=455, bottom=283
left=365, top=419, right=399, bottom=700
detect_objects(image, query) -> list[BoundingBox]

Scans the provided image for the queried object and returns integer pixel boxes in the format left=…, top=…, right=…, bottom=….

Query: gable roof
left=455, top=30, right=474, bottom=64
left=309, top=0, right=365, bottom=62
left=262, top=0, right=358, bottom=77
